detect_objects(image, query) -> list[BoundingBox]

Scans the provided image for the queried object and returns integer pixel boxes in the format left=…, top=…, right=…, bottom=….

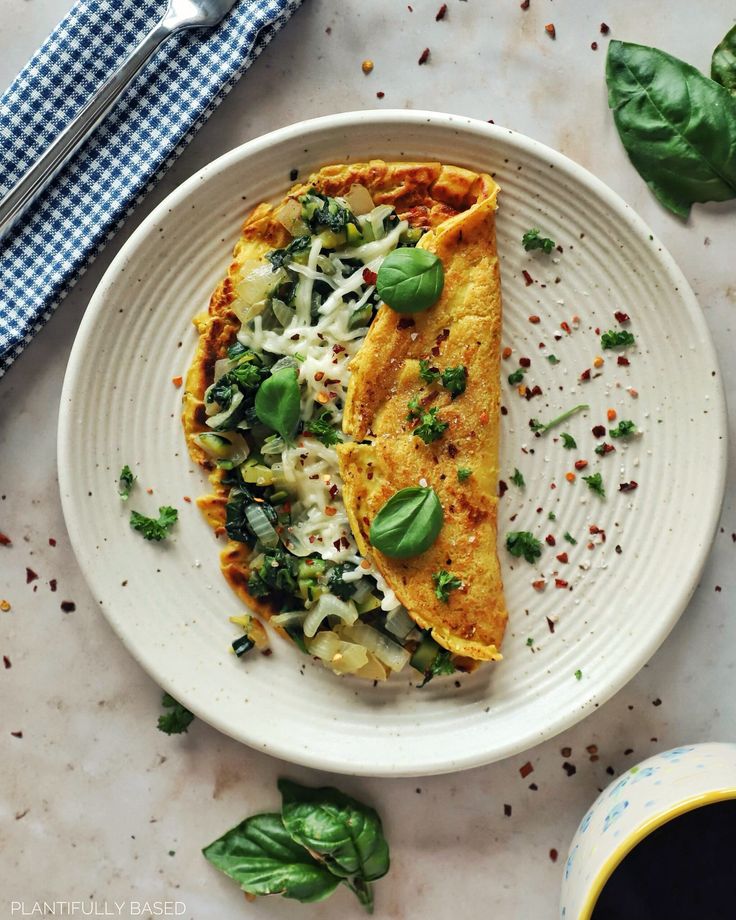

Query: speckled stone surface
left=1, top=1, right=734, bottom=918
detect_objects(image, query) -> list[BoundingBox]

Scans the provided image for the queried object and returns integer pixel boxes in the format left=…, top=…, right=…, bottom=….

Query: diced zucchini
left=399, top=226, right=425, bottom=246
left=240, top=457, right=276, bottom=486
left=318, top=229, right=347, bottom=250
left=196, top=433, right=236, bottom=460
left=346, top=223, right=363, bottom=245
left=206, top=390, right=244, bottom=430
left=298, top=558, right=326, bottom=579
left=348, top=301, right=373, bottom=330
left=356, top=594, right=382, bottom=615
left=410, top=634, right=442, bottom=674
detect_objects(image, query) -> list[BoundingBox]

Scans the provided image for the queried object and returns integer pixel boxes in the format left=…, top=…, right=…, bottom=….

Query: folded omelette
left=183, top=160, right=507, bottom=683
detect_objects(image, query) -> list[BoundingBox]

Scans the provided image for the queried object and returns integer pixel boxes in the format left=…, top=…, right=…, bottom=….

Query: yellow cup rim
left=577, top=787, right=736, bottom=920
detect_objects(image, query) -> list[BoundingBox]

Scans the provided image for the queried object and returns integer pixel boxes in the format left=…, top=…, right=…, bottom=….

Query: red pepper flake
left=545, top=22, right=556, bottom=38
left=614, top=311, right=630, bottom=324
left=579, top=368, right=591, bottom=381
left=529, top=315, right=541, bottom=325
left=183, top=496, right=192, bottom=504
left=574, top=459, right=588, bottom=471
left=60, top=601, right=76, bottom=613
left=498, top=480, right=508, bottom=498
left=591, top=41, right=598, bottom=50
left=447, top=443, right=458, bottom=459
left=598, top=443, right=615, bottom=455
left=362, top=268, right=377, bottom=285
left=619, top=481, right=638, bottom=493
left=532, top=579, right=547, bottom=592
left=397, top=317, right=415, bottom=330
left=545, top=534, right=556, bottom=546
left=25, top=568, right=38, bottom=584
left=49, top=579, right=57, bottom=593
left=555, top=578, right=569, bottom=589
left=600, top=22, right=610, bottom=34
left=592, top=425, right=606, bottom=438
left=418, top=47, right=430, bottom=65
left=332, top=344, right=345, bottom=355
left=11, top=731, right=23, bottom=739
left=560, top=321, right=571, bottom=335
left=561, top=746, right=572, bottom=757
left=520, top=0, right=529, bottom=7
left=503, top=803, right=512, bottom=817
left=376, top=91, right=385, bottom=99
left=519, top=761, right=534, bottom=779
left=522, top=270, right=534, bottom=286
left=562, top=761, right=576, bottom=776
left=502, top=346, right=513, bottom=359
left=617, top=356, right=630, bottom=366
left=172, top=376, right=183, bottom=388
left=435, top=3, right=447, bottom=20
left=3, top=655, right=11, bottom=669
left=146, top=488, right=153, bottom=495
left=48, top=537, right=56, bottom=547
left=549, top=848, right=559, bottom=862
left=556, top=552, right=569, bottom=564
left=0, top=532, right=11, bottom=546
left=519, top=357, right=531, bottom=368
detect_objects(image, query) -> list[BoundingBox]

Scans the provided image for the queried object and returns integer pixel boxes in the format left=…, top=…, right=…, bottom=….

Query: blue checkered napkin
left=0, top=0, right=303, bottom=378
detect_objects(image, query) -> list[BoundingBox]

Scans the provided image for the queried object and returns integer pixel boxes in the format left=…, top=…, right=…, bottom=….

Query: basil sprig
left=606, top=38, right=736, bottom=217
left=203, top=780, right=390, bottom=913
left=712, top=24, right=736, bottom=95
left=255, top=366, right=301, bottom=441
left=376, top=247, right=444, bottom=313
left=369, top=486, right=443, bottom=558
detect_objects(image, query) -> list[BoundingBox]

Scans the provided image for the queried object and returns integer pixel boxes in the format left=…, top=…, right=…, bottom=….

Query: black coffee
left=591, top=799, right=736, bottom=919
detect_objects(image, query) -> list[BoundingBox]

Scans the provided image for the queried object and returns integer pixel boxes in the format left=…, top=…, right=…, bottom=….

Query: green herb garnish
left=441, top=365, right=467, bottom=397
left=376, top=247, right=444, bottom=314
left=582, top=472, right=606, bottom=497
left=510, top=468, right=525, bottom=488
left=530, top=404, right=589, bottom=434
left=370, top=486, right=444, bottom=559
left=574, top=669, right=583, bottom=681
left=526, top=637, right=534, bottom=647
left=547, top=354, right=560, bottom=365
left=432, top=569, right=462, bottom=602
left=457, top=467, right=473, bottom=482
left=413, top=407, right=449, bottom=444
left=548, top=511, right=556, bottom=521
left=564, top=532, right=578, bottom=545
left=601, top=329, right=636, bottom=350
left=418, top=359, right=440, bottom=384
left=157, top=692, right=194, bottom=734
left=560, top=433, right=577, bottom=449
left=305, top=410, right=342, bottom=447
left=130, top=506, right=178, bottom=542
left=266, top=235, right=311, bottom=269
left=118, top=465, right=136, bottom=501
left=522, top=228, right=556, bottom=253
left=609, top=419, right=638, bottom=438
left=508, top=368, right=525, bottom=386
left=506, top=531, right=543, bottom=564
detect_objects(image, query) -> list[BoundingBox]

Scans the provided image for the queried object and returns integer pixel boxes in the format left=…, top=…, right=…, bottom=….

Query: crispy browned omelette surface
left=182, top=160, right=507, bottom=659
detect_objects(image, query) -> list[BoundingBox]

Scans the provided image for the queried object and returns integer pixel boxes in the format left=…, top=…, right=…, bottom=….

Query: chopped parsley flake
left=547, top=354, right=560, bottom=365
left=457, top=467, right=473, bottom=482
left=560, top=433, right=576, bottom=450
left=564, top=532, right=577, bottom=545
left=506, top=531, right=543, bottom=564
left=508, top=368, right=526, bottom=386
left=582, top=472, right=606, bottom=498
left=522, top=228, right=556, bottom=254
left=413, top=407, right=449, bottom=444
left=418, top=647, right=456, bottom=687
left=118, top=465, right=136, bottom=501
left=130, top=506, right=178, bottom=541
left=266, top=234, right=311, bottom=269
left=574, top=669, right=583, bottom=681
left=531, top=404, right=589, bottom=434
left=432, top=569, right=462, bottom=602
left=601, top=329, right=636, bottom=350
left=419, top=359, right=440, bottom=385
left=510, top=468, right=525, bottom=488
left=305, top=410, right=342, bottom=447
left=441, top=365, right=467, bottom=397
left=526, top=637, right=534, bottom=647
left=157, top=692, right=194, bottom=734
left=548, top=511, right=556, bottom=521
left=609, top=419, right=637, bottom=439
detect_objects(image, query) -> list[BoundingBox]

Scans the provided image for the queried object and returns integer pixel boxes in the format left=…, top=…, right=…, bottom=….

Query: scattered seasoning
left=600, top=22, right=610, bottom=34
left=545, top=534, right=556, bottom=546
left=526, top=637, right=534, bottom=647
left=592, top=424, right=606, bottom=438
left=49, top=579, right=57, bottom=592
left=532, top=579, right=546, bottom=591
left=617, top=356, right=630, bottom=367
left=11, top=731, right=23, bottom=739
left=609, top=419, right=637, bottom=439
left=522, top=270, right=534, bottom=287
left=565, top=472, right=576, bottom=483
left=564, top=532, right=577, bottom=545
left=519, top=357, right=531, bottom=368
left=555, top=578, right=568, bottom=589
left=48, top=537, right=56, bottom=547
left=503, top=803, right=512, bottom=817
left=614, top=311, right=630, bottom=324
left=574, top=459, right=588, bottom=471
left=418, top=47, right=430, bottom=65
left=579, top=368, right=591, bottom=381
left=520, top=0, right=529, bottom=8
left=556, top=552, right=568, bottom=564
left=519, top=761, right=534, bottom=778
left=619, top=481, right=638, bottom=493
left=591, top=41, right=598, bottom=50
left=549, top=849, right=559, bottom=863
left=529, top=782, right=538, bottom=791
left=607, top=408, right=617, bottom=422
left=376, top=91, right=385, bottom=99
left=435, top=3, right=447, bottom=20
left=502, top=346, right=513, bottom=359
left=508, top=368, right=525, bottom=385
left=601, top=329, right=636, bottom=350
left=593, top=355, right=604, bottom=368
left=61, top=601, right=76, bottom=613
left=545, top=22, right=556, bottom=38
left=548, top=511, right=557, bottom=521
left=547, top=354, right=560, bottom=365
left=0, top=600, right=10, bottom=612
left=171, top=376, right=183, bottom=388
left=561, top=746, right=572, bottom=757
left=289, top=168, right=298, bottom=181
left=25, top=568, right=38, bottom=584
left=546, top=616, right=555, bottom=633
left=574, top=669, right=583, bottom=681
left=3, top=655, right=11, bottom=668
left=0, top=532, right=11, bottom=546
left=498, top=479, right=508, bottom=497
left=595, top=442, right=615, bottom=456
left=361, top=59, right=374, bottom=74
left=510, top=468, right=525, bottom=488
left=652, top=698, right=662, bottom=707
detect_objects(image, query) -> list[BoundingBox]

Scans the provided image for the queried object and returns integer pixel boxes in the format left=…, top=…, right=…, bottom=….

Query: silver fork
left=0, top=0, right=248, bottom=243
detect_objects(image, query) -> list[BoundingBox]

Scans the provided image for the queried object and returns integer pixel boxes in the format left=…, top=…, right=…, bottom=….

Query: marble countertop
left=1, top=1, right=734, bottom=917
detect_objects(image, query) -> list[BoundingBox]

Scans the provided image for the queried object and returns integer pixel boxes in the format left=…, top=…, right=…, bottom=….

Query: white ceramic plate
left=58, top=111, right=727, bottom=776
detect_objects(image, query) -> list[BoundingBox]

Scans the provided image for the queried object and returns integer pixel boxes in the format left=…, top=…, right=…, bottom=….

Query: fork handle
left=0, top=20, right=175, bottom=244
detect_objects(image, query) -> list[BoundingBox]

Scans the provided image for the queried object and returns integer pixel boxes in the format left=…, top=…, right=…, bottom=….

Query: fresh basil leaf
left=255, top=366, right=301, bottom=442
left=606, top=40, right=736, bottom=217
left=202, top=813, right=339, bottom=903
left=712, top=24, right=736, bottom=96
left=376, top=248, right=444, bottom=313
left=369, top=486, right=443, bottom=559
left=279, top=779, right=390, bottom=884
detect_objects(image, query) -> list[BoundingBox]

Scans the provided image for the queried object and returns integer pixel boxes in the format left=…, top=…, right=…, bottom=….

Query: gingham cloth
left=0, top=0, right=303, bottom=378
